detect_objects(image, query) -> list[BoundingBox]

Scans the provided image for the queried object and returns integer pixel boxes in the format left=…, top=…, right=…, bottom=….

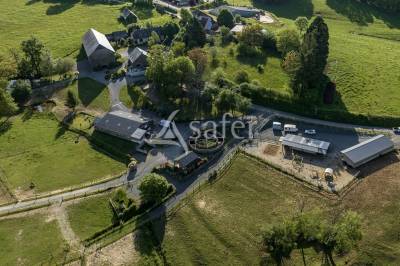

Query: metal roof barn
left=94, top=111, right=148, bottom=144
left=340, top=134, right=394, bottom=168
left=282, top=134, right=330, bottom=155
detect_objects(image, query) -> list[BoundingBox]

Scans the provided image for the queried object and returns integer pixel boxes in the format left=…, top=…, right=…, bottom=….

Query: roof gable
left=82, top=28, right=115, bottom=57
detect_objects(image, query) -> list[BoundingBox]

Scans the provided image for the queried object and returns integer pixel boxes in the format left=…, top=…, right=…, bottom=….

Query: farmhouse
left=82, top=28, right=116, bottom=69
left=281, top=134, right=330, bottom=155
left=340, top=134, right=394, bottom=168
left=127, top=47, right=148, bottom=77
left=130, top=27, right=165, bottom=45
left=94, top=110, right=150, bottom=144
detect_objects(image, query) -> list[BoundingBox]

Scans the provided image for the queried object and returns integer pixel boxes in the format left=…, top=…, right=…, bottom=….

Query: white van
left=272, top=122, right=282, bottom=130
left=284, top=124, right=298, bottom=133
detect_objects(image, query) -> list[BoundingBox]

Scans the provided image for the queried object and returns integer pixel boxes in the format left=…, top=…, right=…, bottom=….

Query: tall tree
left=184, top=18, right=206, bottom=49
left=217, top=9, right=235, bottom=29
left=19, top=36, right=45, bottom=78
left=295, top=16, right=309, bottom=35
left=292, top=15, right=329, bottom=97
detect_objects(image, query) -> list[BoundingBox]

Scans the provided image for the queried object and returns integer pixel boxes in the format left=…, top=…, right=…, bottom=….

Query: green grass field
left=147, top=154, right=400, bottom=265
left=223, top=0, right=400, bottom=117
left=67, top=192, right=115, bottom=240
left=0, top=0, right=172, bottom=58
left=0, top=214, right=72, bottom=265
left=204, top=44, right=292, bottom=95
left=57, top=78, right=110, bottom=112
left=0, top=112, right=125, bottom=194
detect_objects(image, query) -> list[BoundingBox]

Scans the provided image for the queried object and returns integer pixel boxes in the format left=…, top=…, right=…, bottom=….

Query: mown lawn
left=0, top=214, right=72, bottom=265
left=223, top=0, right=400, bottom=117
left=0, top=112, right=126, bottom=194
left=67, top=192, right=115, bottom=240
left=152, top=154, right=400, bottom=265
left=57, top=78, right=110, bottom=112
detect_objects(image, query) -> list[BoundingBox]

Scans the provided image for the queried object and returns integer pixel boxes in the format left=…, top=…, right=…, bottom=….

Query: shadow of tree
left=26, top=0, right=123, bottom=15
left=252, top=0, right=314, bottom=19
left=0, top=119, right=12, bottom=137
left=45, top=0, right=80, bottom=15
left=134, top=212, right=167, bottom=263
left=326, top=0, right=400, bottom=28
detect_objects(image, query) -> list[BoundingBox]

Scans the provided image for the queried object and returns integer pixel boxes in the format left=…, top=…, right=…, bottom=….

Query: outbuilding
left=340, top=134, right=394, bottom=168
left=174, top=151, right=202, bottom=174
left=82, top=28, right=116, bottom=69
left=281, top=134, right=330, bottom=155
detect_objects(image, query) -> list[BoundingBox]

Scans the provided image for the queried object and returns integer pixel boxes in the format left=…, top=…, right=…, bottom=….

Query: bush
left=262, top=30, right=277, bottom=52
left=276, top=29, right=301, bottom=56
left=257, top=64, right=265, bottom=73
left=235, top=70, right=250, bottom=84
left=237, top=43, right=262, bottom=57
left=11, top=80, right=31, bottom=105
left=138, top=173, right=169, bottom=203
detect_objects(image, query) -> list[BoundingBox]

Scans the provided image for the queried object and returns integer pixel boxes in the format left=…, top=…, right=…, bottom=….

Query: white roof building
left=282, top=134, right=330, bottom=155
left=340, top=135, right=394, bottom=168
left=82, top=28, right=116, bottom=68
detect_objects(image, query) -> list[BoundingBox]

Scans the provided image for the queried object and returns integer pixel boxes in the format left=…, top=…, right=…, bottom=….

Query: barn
left=82, top=28, right=116, bottom=69
left=340, top=134, right=394, bottom=168
left=281, top=134, right=330, bottom=155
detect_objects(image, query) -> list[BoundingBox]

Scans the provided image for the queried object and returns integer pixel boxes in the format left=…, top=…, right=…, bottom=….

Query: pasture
left=145, top=153, right=400, bottom=265
left=0, top=214, right=72, bottom=265
left=224, top=0, right=400, bottom=117
left=0, top=112, right=126, bottom=196
left=67, top=192, right=115, bottom=240
left=0, top=0, right=172, bottom=58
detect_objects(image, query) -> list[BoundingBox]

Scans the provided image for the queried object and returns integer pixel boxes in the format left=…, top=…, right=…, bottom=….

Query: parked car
left=284, top=124, right=298, bottom=133
left=393, top=127, right=400, bottom=134
left=304, top=129, right=316, bottom=135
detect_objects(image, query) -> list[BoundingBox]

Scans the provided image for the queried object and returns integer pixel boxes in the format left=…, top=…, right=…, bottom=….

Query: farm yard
left=0, top=111, right=126, bottom=198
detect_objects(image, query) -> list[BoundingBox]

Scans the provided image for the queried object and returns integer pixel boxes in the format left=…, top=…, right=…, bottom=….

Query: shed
left=340, top=134, right=394, bottom=168
left=230, top=24, right=244, bottom=34
left=82, top=28, right=116, bottom=69
left=174, top=151, right=202, bottom=173
left=282, top=134, right=330, bottom=155
left=94, top=110, right=149, bottom=144
left=120, top=7, right=137, bottom=23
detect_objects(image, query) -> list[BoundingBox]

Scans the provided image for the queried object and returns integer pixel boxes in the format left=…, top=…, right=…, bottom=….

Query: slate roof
left=128, top=47, right=148, bottom=64
left=174, top=151, right=201, bottom=168
left=282, top=134, right=330, bottom=155
left=82, top=28, right=115, bottom=57
left=94, top=111, right=148, bottom=142
left=340, top=135, right=394, bottom=165
left=131, top=27, right=164, bottom=40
